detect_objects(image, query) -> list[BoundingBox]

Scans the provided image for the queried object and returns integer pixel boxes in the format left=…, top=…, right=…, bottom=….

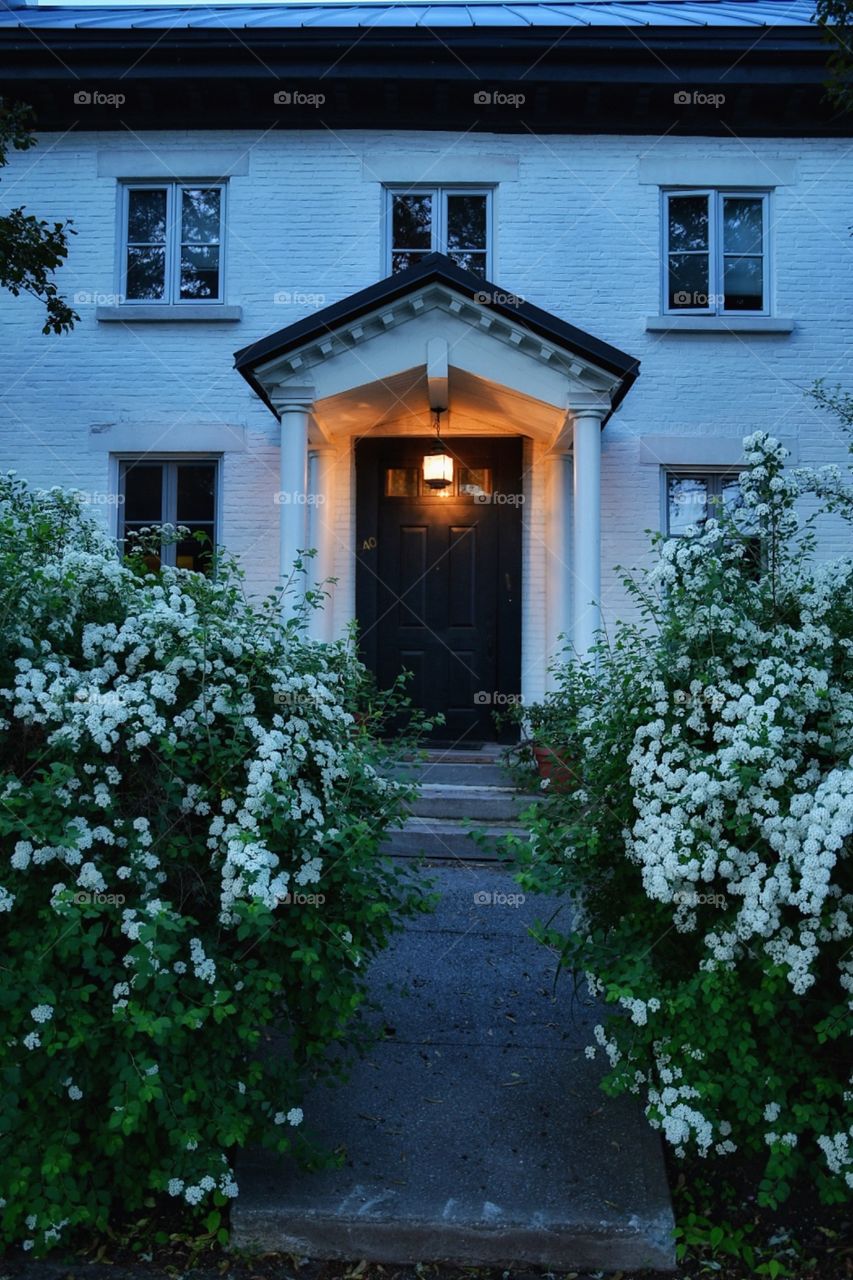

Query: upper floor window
left=664, top=190, right=768, bottom=315
left=119, top=459, right=217, bottom=573
left=387, top=187, right=492, bottom=277
left=121, top=183, right=225, bottom=303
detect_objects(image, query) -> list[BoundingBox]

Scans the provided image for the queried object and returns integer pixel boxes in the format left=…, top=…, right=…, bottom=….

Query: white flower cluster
left=817, top=1126, right=853, bottom=1187
left=273, top=1106, right=303, bottom=1126
left=189, top=937, right=216, bottom=984
left=167, top=1168, right=238, bottom=1203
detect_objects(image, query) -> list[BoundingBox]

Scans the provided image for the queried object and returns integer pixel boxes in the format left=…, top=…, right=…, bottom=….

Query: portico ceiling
left=234, top=253, right=639, bottom=447
left=315, top=364, right=569, bottom=441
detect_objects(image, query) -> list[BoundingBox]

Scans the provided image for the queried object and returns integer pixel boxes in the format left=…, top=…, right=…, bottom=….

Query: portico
left=235, top=254, right=638, bottom=720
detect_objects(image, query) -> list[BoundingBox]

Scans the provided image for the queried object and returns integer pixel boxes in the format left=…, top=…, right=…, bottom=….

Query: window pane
left=176, top=528, right=215, bottom=575
left=668, top=195, right=709, bottom=252
left=668, top=476, right=708, bottom=535
left=392, top=250, right=430, bottom=273
left=123, top=464, right=163, bottom=522
left=126, top=246, right=166, bottom=300
left=127, top=188, right=168, bottom=244
left=720, top=476, right=743, bottom=509
left=668, top=253, right=709, bottom=309
left=385, top=467, right=419, bottom=497
left=723, top=197, right=763, bottom=255
left=720, top=474, right=759, bottom=535
left=724, top=256, right=763, bottom=311
left=176, top=464, right=216, bottom=522
left=392, top=194, right=432, bottom=249
left=458, top=467, right=492, bottom=497
left=446, top=194, right=487, bottom=250
left=448, top=250, right=487, bottom=277
left=180, top=245, right=220, bottom=299
left=181, top=187, right=221, bottom=244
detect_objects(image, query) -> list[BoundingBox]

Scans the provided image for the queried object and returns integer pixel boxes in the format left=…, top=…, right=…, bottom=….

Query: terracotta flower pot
left=532, top=744, right=577, bottom=792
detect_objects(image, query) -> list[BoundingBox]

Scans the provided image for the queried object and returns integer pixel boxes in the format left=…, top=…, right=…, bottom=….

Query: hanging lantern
left=423, top=409, right=453, bottom=490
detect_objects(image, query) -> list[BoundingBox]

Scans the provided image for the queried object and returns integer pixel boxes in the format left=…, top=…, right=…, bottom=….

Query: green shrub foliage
left=512, top=434, right=852, bottom=1207
left=0, top=477, right=425, bottom=1251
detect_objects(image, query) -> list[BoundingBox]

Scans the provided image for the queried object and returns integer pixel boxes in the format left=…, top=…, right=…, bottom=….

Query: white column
left=544, top=448, right=572, bottom=679
left=571, top=400, right=608, bottom=658
left=307, top=445, right=336, bottom=642
left=271, top=386, right=314, bottom=621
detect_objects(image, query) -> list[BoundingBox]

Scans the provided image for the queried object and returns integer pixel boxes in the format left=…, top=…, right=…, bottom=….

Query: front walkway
left=231, top=786, right=675, bottom=1272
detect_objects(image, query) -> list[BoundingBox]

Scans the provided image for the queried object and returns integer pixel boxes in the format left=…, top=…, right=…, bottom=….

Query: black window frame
left=118, top=457, right=219, bottom=572
left=664, top=467, right=762, bottom=573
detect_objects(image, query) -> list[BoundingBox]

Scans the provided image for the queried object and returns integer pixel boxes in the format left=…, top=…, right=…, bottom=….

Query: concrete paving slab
left=233, top=1041, right=674, bottom=1270
left=405, top=863, right=573, bottom=938
left=232, top=857, right=675, bottom=1270
left=365, top=932, right=586, bottom=1051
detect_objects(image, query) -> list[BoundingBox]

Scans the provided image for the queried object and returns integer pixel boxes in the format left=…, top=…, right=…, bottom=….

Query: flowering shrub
left=0, top=477, right=427, bottom=1252
left=511, top=433, right=852, bottom=1207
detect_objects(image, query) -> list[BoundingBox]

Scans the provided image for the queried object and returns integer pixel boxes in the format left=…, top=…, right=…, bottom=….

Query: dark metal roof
left=234, top=251, right=640, bottom=419
left=0, top=0, right=817, bottom=29
left=0, top=0, right=839, bottom=135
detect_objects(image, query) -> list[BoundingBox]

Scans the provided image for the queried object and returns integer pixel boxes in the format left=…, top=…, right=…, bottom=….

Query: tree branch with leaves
left=0, top=100, right=77, bottom=334
left=814, top=0, right=853, bottom=111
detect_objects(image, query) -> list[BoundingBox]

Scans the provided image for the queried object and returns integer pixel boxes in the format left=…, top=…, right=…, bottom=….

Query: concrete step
left=232, top=864, right=675, bottom=1270
left=381, top=816, right=525, bottom=861
left=393, top=760, right=519, bottom=788
left=407, top=783, right=535, bottom=822
left=416, top=745, right=506, bottom=764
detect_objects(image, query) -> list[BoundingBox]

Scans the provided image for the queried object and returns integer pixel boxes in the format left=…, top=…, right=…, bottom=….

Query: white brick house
left=1, top=0, right=851, bottom=741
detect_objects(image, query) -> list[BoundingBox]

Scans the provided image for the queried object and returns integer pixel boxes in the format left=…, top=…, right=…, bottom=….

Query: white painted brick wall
left=1, top=129, right=851, bottom=653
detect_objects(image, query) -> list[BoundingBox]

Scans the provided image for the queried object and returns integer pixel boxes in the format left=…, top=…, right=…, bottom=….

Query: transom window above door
left=387, top=187, right=492, bottom=277
left=119, top=459, right=218, bottom=573
left=384, top=463, right=493, bottom=499
left=121, top=183, right=225, bottom=303
left=663, top=190, right=769, bottom=314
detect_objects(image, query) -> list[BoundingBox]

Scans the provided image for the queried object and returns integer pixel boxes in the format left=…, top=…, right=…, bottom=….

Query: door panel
left=356, top=437, right=522, bottom=743
left=447, top=525, right=477, bottom=628
left=398, top=525, right=427, bottom=626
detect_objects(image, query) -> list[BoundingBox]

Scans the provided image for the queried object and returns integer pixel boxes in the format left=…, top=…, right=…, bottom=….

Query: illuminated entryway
left=355, top=435, right=522, bottom=743
left=234, top=254, right=639, bottom=715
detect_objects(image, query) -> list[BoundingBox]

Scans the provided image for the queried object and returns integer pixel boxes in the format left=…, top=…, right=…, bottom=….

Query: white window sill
left=646, top=315, right=794, bottom=334
left=96, top=304, right=242, bottom=323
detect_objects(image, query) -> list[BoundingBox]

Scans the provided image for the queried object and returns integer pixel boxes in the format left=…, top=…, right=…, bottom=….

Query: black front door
left=355, top=437, right=522, bottom=743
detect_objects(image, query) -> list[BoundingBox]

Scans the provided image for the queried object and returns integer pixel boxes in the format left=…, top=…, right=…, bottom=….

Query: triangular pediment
left=234, top=254, right=639, bottom=443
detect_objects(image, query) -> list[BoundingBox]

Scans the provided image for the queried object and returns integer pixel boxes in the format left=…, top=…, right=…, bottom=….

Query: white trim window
left=120, top=183, right=225, bottom=303
left=118, top=458, right=218, bottom=572
left=386, top=186, right=492, bottom=277
left=663, top=190, right=769, bottom=315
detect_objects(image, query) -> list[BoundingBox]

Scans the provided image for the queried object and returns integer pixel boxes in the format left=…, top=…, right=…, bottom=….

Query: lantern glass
left=423, top=449, right=454, bottom=490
